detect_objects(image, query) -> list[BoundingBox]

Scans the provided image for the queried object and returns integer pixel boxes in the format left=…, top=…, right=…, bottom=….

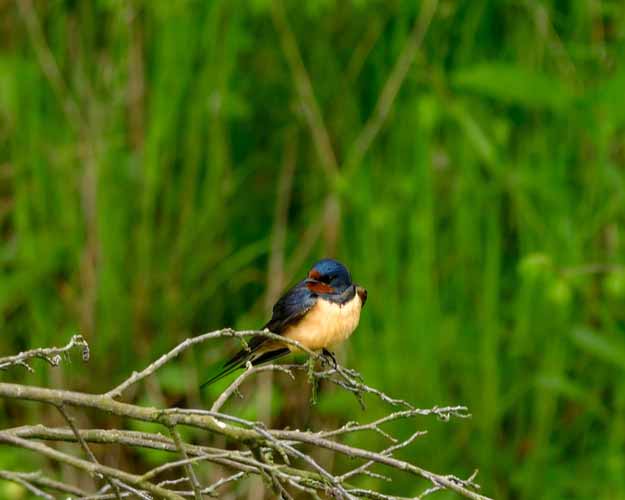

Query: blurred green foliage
left=1, top=0, right=625, bottom=498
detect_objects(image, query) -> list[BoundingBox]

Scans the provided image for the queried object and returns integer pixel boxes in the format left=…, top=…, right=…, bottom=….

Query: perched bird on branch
left=201, top=259, right=367, bottom=387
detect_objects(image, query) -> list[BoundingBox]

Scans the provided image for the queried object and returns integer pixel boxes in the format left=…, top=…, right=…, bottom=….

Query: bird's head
left=307, top=259, right=352, bottom=293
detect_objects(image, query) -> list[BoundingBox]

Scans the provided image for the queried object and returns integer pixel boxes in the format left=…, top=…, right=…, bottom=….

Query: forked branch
left=0, top=331, right=491, bottom=500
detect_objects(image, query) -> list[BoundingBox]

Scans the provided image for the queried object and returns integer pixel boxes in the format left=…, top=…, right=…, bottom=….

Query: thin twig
left=0, top=333, right=492, bottom=500
left=105, top=328, right=317, bottom=399
left=0, top=432, right=185, bottom=500
left=0, top=334, right=89, bottom=371
left=112, top=480, right=152, bottom=500
left=0, top=470, right=54, bottom=499
left=340, top=430, right=426, bottom=483
left=7, top=424, right=247, bottom=461
left=211, top=363, right=295, bottom=413
left=56, top=404, right=123, bottom=500
left=142, top=453, right=230, bottom=482
left=1, top=382, right=489, bottom=499
left=169, top=425, right=203, bottom=500
left=0, top=470, right=86, bottom=497
left=200, top=471, right=246, bottom=496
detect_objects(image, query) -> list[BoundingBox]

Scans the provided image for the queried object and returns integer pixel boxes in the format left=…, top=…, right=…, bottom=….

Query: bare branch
left=340, top=430, right=426, bottom=483
left=199, top=471, right=246, bottom=496
left=0, top=332, right=492, bottom=500
left=0, top=470, right=85, bottom=496
left=211, top=363, right=295, bottom=413
left=6, top=425, right=246, bottom=461
left=105, top=328, right=317, bottom=399
left=56, top=404, right=123, bottom=500
left=0, top=470, right=55, bottom=499
left=0, top=470, right=86, bottom=497
left=0, top=432, right=185, bottom=500
left=169, top=425, right=203, bottom=500
left=0, top=334, right=89, bottom=372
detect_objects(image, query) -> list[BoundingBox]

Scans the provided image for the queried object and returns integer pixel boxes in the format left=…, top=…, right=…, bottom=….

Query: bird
left=200, top=258, right=367, bottom=388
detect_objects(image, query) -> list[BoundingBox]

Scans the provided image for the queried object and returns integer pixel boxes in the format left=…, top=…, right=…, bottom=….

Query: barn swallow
left=200, top=259, right=367, bottom=388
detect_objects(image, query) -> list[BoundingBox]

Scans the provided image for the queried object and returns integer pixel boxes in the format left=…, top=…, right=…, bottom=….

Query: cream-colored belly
left=284, top=294, right=362, bottom=351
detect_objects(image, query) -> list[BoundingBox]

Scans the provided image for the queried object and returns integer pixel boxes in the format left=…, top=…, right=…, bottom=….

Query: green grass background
left=1, top=0, right=625, bottom=498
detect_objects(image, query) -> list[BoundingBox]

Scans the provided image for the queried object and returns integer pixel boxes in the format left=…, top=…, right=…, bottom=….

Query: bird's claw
left=321, top=348, right=338, bottom=369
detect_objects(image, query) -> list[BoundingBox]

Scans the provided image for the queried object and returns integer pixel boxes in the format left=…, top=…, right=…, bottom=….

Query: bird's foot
left=321, top=348, right=338, bottom=369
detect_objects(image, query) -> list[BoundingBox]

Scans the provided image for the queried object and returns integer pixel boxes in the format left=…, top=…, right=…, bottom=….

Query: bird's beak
left=356, top=285, right=367, bottom=306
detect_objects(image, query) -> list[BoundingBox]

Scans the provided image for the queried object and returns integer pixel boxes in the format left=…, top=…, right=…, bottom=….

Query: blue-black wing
left=200, top=280, right=317, bottom=388
left=263, top=279, right=317, bottom=334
